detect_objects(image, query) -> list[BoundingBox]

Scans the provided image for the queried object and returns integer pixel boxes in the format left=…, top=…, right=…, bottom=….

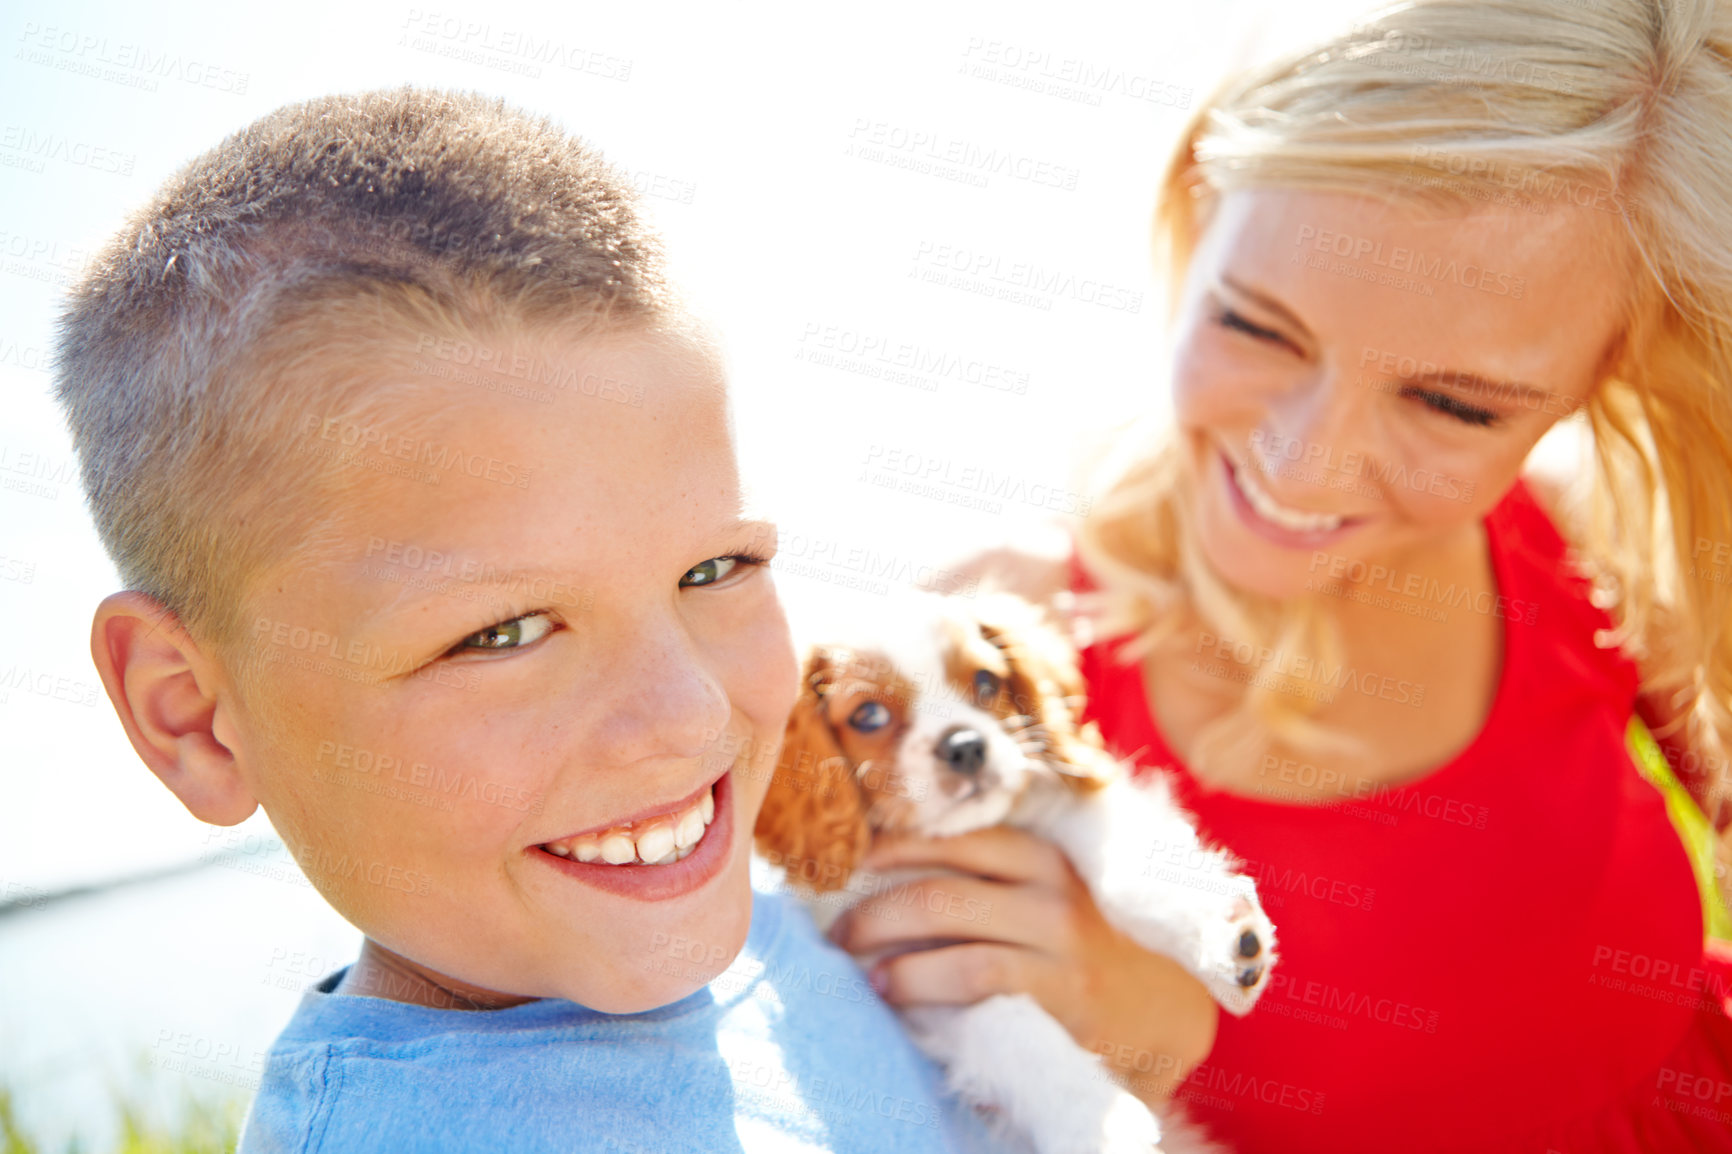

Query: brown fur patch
left=753, top=646, right=929, bottom=890
left=970, top=599, right=1115, bottom=794
left=752, top=649, right=870, bottom=892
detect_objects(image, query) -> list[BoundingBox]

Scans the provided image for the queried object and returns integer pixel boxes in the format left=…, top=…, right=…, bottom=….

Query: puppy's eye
left=848, top=701, right=891, bottom=733
left=973, top=670, right=1002, bottom=705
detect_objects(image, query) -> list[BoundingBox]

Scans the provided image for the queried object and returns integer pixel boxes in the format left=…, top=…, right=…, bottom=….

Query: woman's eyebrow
left=1218, top=273, right=1313, bottom=337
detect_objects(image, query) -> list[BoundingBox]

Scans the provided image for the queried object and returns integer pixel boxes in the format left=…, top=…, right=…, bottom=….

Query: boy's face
left=228, top=325, right=796, bottom=1013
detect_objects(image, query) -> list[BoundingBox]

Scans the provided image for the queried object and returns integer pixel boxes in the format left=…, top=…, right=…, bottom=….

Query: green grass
left=0, top=1079, right=244, bottom=1154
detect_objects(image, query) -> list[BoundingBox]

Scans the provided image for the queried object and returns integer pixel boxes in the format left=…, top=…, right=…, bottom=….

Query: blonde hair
left=53, top=87, right=672, bottom=669
left=1078, top=0, right=1732, bottom=825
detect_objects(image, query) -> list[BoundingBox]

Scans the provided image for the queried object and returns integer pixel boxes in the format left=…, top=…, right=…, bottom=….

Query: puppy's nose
left=939, top=727, right=987, bottom=776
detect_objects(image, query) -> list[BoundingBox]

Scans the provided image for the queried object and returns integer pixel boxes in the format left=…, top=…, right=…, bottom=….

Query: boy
left=54, top=87, right=996, bottom=1152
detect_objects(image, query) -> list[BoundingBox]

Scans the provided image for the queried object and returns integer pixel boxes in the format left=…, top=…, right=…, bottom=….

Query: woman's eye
left=680, top=556, right=746, bottom=588
left=1404, top=386, right=1499, bottom=428
left=451, top=612, right=555, bottom=654
left=973, top=669, right=1002, bottom=706
left=1216, top=307, right=1285, bottom=345
left=848, top=701, right=892, bottom=733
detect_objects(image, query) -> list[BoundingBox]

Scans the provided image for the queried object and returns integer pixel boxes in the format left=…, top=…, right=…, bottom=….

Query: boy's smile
left=218, top=325, right=797, bottom=1013
left=534, top=756, right=734, bottom=900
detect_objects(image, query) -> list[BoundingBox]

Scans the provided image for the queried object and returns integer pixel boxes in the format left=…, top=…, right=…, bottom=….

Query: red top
left=1075, top=478, right=1732, bottom=1153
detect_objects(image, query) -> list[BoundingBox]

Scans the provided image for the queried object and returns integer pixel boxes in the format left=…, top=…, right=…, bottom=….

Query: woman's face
left=1169, top=187, right=1633, bottom=598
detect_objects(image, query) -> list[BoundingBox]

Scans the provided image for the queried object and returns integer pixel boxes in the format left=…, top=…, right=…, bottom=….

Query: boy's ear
left=89, top=591, right=260, bottom=826
left=753, top=650, right=869, bottom=893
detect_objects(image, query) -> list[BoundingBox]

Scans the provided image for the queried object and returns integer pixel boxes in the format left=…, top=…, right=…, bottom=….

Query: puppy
left=754, top=591, right=1275, bottom=1154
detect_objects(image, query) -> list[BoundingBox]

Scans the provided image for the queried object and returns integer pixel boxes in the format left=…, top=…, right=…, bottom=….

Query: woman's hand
left=826, top=825, right=1219, bottom=1108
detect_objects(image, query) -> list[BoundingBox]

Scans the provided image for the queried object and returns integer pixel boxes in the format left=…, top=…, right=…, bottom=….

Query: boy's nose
left=587, top=620, right=732, bottom=767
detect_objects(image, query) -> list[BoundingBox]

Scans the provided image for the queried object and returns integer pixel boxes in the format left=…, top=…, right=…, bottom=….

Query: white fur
left=1013, top=771, right=1275, bottom=1021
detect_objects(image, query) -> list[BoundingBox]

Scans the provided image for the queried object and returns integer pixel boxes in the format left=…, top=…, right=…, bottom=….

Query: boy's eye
left=680, top=556, right=747, bottom=588
left=973, top=670, right=1002, bottom=706
left=451, top=612, right=555, bottom=654
left=1403, top=386, right=1500, bottom=428
left=848, top=701, right=892, bottom=733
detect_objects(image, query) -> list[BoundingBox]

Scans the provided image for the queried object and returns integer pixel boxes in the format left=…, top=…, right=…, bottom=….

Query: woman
left=825, top=0, right=1732, bottom=1149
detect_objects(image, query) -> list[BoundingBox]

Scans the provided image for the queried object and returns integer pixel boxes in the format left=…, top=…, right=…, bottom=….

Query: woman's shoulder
left=944, top=520, right=1078, bottom=612
left=1516, top=466, right=1568, bottom=524
left=1498, top=466, right=1616, bottom=595
left=1492, top=468, right=1575, bottom=559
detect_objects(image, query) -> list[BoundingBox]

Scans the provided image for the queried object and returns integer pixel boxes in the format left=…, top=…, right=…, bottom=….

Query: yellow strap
left=1626, top=714, right=1732, bottom=943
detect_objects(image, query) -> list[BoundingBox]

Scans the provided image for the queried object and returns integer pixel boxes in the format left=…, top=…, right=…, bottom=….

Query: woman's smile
left=1216, top=443, right=1368, bottom=548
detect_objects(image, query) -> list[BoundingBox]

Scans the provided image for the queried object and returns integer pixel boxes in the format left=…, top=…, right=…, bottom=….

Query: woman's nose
left=1256, top=360, right=1376, bottom=482
left=586, top=616, right=732, bottom=768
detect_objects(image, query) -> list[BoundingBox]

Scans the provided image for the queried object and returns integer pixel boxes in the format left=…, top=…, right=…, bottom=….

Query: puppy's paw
left=1227, top=896, right=1274, bottom=993
left=1200, top=890, right=1276, bottom=1016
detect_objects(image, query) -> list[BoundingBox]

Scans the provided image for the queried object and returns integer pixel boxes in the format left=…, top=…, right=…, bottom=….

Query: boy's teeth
left=544, top=783, right=718, bottom=866
left=674, top=809, right=706, bottom=850
left=636, top=824, right=676, bottom=865
left=1234, top=460, right=1344, bottom=532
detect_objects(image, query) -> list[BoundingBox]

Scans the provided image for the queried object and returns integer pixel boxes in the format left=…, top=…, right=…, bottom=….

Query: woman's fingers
left=829, top=873, right=1061, bottom=954
left=859, top=825, right=1073, bottom=885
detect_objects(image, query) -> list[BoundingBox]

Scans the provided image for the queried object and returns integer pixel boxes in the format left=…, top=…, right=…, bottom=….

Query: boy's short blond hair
left=53, top=86, right=670, bottom=666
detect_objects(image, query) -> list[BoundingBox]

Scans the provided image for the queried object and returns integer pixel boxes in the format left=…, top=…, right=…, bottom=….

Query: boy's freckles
left=231, top=326, right=798, bottom=1012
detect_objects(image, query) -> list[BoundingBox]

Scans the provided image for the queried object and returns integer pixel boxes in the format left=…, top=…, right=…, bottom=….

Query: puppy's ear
left=975, top=594, right=1114, bottom=791
left=973, top=591, right=1085, bottom=700
left=753, top=648, right=871, bottom=892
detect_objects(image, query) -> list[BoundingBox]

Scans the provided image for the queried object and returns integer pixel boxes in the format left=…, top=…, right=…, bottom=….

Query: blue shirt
left=238, top=870, right=1002, bottom=1153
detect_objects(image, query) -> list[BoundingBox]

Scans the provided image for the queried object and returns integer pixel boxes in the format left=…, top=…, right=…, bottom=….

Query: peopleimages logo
left=846, top=119, right=1081, bottom=191
left=1192, top=631, right=1426, bottom=708
left=1250, top=428, right=1476, bottom=502
left=1294, top=225, right=1526, bottom=299
left=1404, top=146, right=1623, bottom=215
left=957, top=39, right=1194, bottom=109
left=1590, top=945, right=1732, bottom=1002
left=1268, top=973, right=1440, bottom=1033
left=1306, top=550, right=1540, bottom=628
